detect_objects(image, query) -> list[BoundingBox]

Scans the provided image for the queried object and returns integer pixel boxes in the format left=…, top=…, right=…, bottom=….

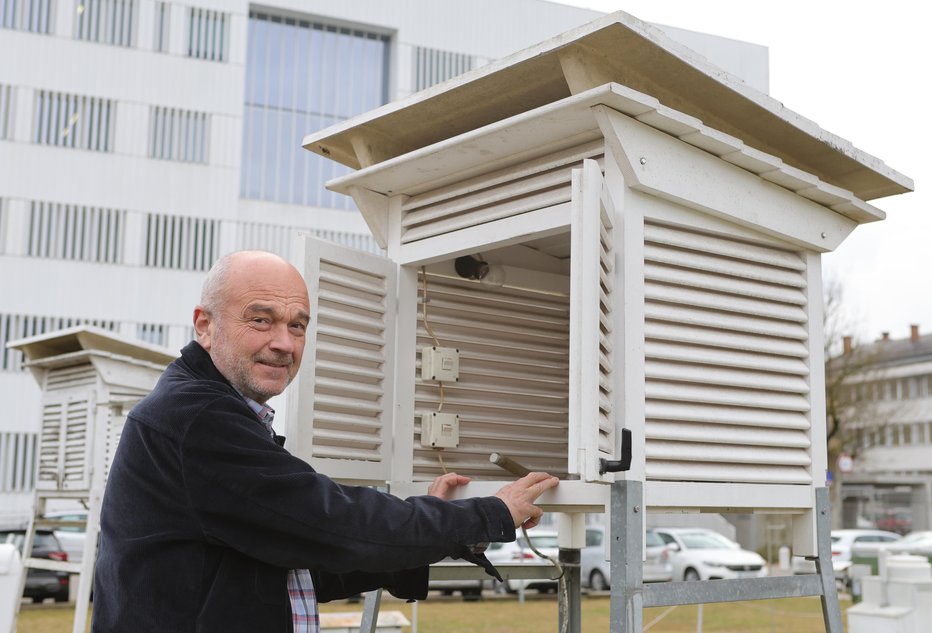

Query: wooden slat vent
left=643, top=219, right=813, bottom=485
left=311, top=259, right=391, bottom=462
left=46, top=365, right=97, bottom=391
left=413, top=273, right=570, bottom=478
left=400, top=140, right=604, bottom=243
left=37, top=398, right=91, bottom=490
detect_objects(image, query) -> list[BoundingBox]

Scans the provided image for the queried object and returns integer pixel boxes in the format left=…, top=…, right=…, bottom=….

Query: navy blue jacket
left=92, top=341, right=514, bottom=632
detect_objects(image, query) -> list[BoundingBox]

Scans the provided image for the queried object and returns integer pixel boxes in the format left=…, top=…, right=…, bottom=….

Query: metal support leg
left=609, top=480, right=643, bottom=633
left=559, top=548, right=581, bottom=633
left=359, top=588, right=383, bottom=633
left=814, top=488, right=844, bottom=633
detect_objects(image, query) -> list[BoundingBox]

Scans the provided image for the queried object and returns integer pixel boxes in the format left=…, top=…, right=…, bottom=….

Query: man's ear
left=193, top=306, right=212, bottom=350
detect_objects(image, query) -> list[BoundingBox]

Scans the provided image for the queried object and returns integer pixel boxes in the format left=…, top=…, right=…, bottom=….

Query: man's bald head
left=194, top=251, right=310, bottom=403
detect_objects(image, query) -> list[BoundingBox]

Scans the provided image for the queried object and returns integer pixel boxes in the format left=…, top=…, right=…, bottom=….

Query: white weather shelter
left=8, top=327, right=174, bottom=633
left=291, top=12, right=911, bottom=631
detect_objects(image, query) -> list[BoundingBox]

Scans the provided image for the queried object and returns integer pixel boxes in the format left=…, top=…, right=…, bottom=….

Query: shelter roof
left=8, top=325, right=177, bottom=367
left=303, top=11, right=912, bottom=202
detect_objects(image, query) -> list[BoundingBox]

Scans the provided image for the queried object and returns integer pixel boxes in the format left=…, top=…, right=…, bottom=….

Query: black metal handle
left=599, top=428, right=632, bottom=474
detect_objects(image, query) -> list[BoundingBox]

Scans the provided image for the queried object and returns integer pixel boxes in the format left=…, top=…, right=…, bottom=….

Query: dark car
left=1, top=528, right=70, bottom=603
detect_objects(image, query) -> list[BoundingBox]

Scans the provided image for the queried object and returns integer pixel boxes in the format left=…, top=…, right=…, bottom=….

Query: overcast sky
left=557, top=0, right=929, bottom=344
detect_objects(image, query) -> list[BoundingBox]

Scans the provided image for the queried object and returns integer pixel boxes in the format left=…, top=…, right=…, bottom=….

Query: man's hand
left=427, top=472, right=471, bottom=501
left=494, top=472, right=559, bottom=530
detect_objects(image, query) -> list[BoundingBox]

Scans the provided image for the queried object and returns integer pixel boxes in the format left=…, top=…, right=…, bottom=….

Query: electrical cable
left=521, top=524, right=569, bottom=633
left=420, top=266, right=448, bottom=469
left=436, top=448, right=448, bottom=475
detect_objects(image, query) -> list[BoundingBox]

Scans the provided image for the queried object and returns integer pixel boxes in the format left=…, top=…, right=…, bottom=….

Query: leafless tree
left=822, top=279, right=892, bottom=527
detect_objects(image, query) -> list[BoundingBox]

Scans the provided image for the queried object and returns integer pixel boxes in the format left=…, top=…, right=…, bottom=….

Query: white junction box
left=421, top=346, right=460, bottom=382
left=421, top=412, right=460, bottom=448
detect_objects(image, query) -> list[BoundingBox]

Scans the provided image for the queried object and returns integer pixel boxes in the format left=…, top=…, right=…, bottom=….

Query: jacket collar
left=178, top=341, right=287, bottom=447
left=179, top=340, right=234, bottom=388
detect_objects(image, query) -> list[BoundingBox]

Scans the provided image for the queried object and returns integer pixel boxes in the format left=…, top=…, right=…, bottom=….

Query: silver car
left=580, top=526, right=673, bottom=590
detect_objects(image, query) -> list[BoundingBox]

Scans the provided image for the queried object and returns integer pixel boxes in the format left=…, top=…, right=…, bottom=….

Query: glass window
left=240, top=11, right=390, bottom=209
left=186, top=6, right=227, bottom=61
left=0, top=84, right=13, bottom=140
left=148, top=106, right=209, bottom=163
left=33, top=90, right=115, bottom=152
left=586, top=529, right=602, bottom=547
left=0, top=0, right=53, bottom=34
left=75, top=0, right=137, bottom=47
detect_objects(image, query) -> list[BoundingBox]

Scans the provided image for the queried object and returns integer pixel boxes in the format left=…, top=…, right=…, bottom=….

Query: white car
left=652, top=527, right=767, bottom=581
left=881, top=531, right=932, bottom=558
left=484, top=529, right=559, bottom=593
left=791, top=529, right=900, bottom=575
left=581, top=526, right=673, bottom=590
left=43, top=510, right=88, bottom=564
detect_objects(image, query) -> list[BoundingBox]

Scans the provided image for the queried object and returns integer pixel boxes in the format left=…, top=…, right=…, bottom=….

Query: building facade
left=0, top=0, right=768, bottom=520
left=836, top=325, right=932, bottom=533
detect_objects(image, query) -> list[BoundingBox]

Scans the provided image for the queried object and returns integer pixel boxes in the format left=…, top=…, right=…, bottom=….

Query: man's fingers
left=521, top=472, right=560, bottom=501
left=427, top=472, right=471, bottom=499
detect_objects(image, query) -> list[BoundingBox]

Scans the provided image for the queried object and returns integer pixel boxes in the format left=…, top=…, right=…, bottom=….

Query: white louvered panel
left=403, top=162, right=586, bottom=233
left=647, top=461, right=812, bottom=485
left=648, top=440, right=809, bottom=466
left=413, top=273, right=569, bottom=478
left=311, top=259, right=391, bottom=464
left=646, top=302, right=807, bottom=339
left=568, top=159, right=615, bottom=481
left=645, top=321, right=808, bottom=358
left=643, top=219, right=812, bottom=485
left=646, top=401, right=810, bottom=430
left=62, top=399, right=91, bottom=490
left=400, top=141, right=604, bottom=244
left=37, top=402, right=63, bottom=490
left=646, top=361, right=809, bottom=393
left=36, top=395, right=93, bottom=491
left=645, top=282, right=806, bottom=322
left=648, top=421, right=810, bottom=447
left=645, top=339, right=808, bottom=375
left=45, top=364, right=97, bottom=391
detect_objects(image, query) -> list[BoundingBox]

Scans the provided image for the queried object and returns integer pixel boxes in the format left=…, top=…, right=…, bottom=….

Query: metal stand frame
left=360, top=483, right=841, bottom=633
left=609, top=482, right=843, bottom=633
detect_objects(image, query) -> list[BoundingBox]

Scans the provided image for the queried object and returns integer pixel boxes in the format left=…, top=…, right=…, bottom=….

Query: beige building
left=836, top=325, right=932, bottom=533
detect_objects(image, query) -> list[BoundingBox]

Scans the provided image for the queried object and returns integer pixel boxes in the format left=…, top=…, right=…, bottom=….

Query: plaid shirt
left=241, top=395, right=320, bottom=633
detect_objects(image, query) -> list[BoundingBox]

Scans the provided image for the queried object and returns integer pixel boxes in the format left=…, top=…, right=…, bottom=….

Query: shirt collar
left=236, top=389, right=275, bottom=437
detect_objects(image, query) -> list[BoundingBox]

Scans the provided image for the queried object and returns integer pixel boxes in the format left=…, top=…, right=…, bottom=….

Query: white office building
left=0, top=0, right=768, bottom=519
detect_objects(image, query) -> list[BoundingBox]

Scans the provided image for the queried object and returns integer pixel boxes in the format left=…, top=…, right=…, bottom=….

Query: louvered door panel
left=643, top=219, right=812, bottom=485
left=62, top=398, right=91, bottom=489
left=569, top=158, right=616, bottom=482
left=37, top=365, right=97, bottom=490
left=298, top=237, right=396, bottom=481
left=37, top=401, right=63, bottom=490
left=413, top=274, right=570, bottom=478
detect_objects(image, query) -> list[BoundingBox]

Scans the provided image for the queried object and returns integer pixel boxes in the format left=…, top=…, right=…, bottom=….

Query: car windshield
left=678, top=532, right=734, bottom=549
left=518, top=535, right=558, bottom=549
left=646, top=532, right=664, bottom=547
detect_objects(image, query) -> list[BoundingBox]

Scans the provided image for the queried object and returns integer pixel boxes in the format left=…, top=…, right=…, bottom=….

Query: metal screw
left=633, top=505, right=640, bottom=513
left=821, top=232, right=827, bottom=238
left=639, top=157, right=647, bottom=165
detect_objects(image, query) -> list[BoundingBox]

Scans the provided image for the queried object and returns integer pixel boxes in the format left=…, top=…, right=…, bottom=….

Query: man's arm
left=181, top=397, right=556, bottom=575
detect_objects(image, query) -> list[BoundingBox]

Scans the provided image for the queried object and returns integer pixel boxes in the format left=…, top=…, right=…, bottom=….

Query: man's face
left=197, top=256, right=310, bottom=403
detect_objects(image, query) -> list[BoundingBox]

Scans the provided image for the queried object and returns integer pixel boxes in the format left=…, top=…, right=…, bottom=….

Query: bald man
left=92, top=251, right=558, bottom=633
